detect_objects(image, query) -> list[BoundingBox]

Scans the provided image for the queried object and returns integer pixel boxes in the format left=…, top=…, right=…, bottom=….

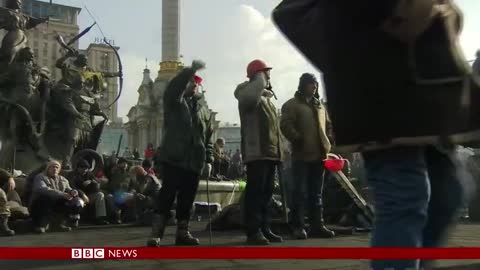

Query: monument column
left=162, top=0, right=180, bottom=61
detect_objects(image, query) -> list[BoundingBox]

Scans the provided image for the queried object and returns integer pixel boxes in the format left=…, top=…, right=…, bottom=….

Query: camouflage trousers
left=0, top=189, right=29, bottom=218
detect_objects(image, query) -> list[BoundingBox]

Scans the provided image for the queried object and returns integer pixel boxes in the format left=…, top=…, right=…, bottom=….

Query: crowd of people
left=0, top=156, right=161, bottom=236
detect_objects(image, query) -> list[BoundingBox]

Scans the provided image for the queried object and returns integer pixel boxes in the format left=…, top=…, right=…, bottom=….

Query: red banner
left=1, top=247, right=480, bottom=260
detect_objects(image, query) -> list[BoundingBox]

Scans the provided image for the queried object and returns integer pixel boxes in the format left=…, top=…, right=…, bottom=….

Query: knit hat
left=45, top=160, right=61, bottom=172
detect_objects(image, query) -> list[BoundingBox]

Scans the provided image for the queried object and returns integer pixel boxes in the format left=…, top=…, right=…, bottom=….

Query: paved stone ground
left=1, top=222, right=480, bottom=270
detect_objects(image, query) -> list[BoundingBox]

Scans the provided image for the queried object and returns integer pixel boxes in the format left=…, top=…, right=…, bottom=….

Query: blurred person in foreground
left=273, top=0, right=480, bottom=269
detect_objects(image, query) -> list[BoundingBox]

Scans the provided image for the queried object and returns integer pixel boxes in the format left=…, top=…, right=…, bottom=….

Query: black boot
left=292, top=227, right=308, bottom=240
left=52, top=219, right=72, bottom=232
left=0, top=215, right=14, bottom=236
left=147, top=214, right=167, bottom=247
left=246, top=230, right=270, bottom=245
left=262, top=228, right=283, bottom=243
left=175, top=220, right=200, bottom=246
left=309, top=208, right=335, bottom=238
left=111, top=210, right=122, bottom=224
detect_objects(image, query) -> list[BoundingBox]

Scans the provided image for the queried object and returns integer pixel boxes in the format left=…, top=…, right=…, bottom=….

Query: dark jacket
left=134, top=174, right=161, bottom=198
left=273, top=1, right=480, bottom=153
left=0, top=169, right=11, bottom=191
left=108, top=167, right=134, bottom=193
left=66, top=171, right=100, bottom=195
left=281, top=92, right=333, bottom=161
left=234, top=74, right=283, bottom=163
left=159, top=67, right=214, bottom=174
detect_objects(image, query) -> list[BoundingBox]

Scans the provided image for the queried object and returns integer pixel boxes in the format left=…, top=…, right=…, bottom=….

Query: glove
left=136, top=193, right=146, bottom=200
left=262, top=90, right=274, bottom=98
left=205, top=163, right=212, bottom=178
left=192, top=60, right=206, bottom=71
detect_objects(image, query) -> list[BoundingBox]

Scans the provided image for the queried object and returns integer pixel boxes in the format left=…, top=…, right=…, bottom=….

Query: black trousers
left=244, top=160, right=277, bottom=237
left=30, top=194, right=71, bottom=227
left=156, top=163, right=200, bottom=221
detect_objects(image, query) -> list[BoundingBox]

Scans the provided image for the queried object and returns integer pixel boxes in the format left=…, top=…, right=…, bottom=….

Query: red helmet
left=324, top=153, right=346, bottom=172
left=246, top=59, right=272, bottom=78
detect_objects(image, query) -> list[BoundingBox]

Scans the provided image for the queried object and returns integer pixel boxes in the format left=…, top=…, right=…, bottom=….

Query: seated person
left=130, top=166, right=161, bottom=221
left=105, top=158, right=136, bottom=224
left=142, top=159, right=156, bottom=176
left=30, top=160, right=85, bottom=233
left=0, top=169, right=29, bottom=236
left=66, top=160, right=109, bottom=225
left=213, top=138, right=230, bottom=178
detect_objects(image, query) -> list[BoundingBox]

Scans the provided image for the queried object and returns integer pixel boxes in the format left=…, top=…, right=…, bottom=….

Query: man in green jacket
left=147, top=60, right=214, bottom=247
left=235, top=59, right=283, bottom=245
left=281, top=73, right=335, bottom=240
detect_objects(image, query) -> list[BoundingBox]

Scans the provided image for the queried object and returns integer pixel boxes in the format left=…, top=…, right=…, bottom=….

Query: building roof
left=28, top=0, right=82, bottom=13
left=219, top=122, right=240, bottom=128
left=85, top=43, right=120, bottom=52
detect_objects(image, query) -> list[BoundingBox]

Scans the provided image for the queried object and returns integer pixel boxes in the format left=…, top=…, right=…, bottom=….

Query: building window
left=42, top=42, right=48, bottom=56
left=51, top=43, right=57, bottom=59
left=34, top=48, right=39, bottom=57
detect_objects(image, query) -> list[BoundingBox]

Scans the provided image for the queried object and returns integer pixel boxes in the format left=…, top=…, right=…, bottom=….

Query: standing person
left=133, top=148, right=140, bottom=160
left=280, top=73, right=335, bottom=239
left=213, top=137, right=230, bottom=177
left=234, top=59, right=283, bottom=245
left=147, top=60, right=214, bottom=247
left=273, top=1, right=477, bottom=269
left=152, top=146, right=163, bottom=178
left=144, top=143, right=154, bottom=160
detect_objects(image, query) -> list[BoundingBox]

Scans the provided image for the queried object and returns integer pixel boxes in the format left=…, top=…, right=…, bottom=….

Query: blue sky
left=41, top=0, right=479, bottom=123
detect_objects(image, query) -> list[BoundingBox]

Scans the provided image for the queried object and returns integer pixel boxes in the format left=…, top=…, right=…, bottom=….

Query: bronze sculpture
left=0, top=10, right=122, bottom=174
left=0, top=0, right=47, bottom=67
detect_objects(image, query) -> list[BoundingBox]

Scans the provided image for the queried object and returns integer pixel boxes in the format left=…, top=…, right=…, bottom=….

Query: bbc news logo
left=71, top=248, right=138, bottom=259
left=72, top=249, right=104, bottom=259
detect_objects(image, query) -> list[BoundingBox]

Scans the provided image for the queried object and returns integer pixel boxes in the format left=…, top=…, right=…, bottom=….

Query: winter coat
left=273, top=0, right=480, bottom=153
left=281, top=92, right=333, bottom=161
left=159, top=67, right=214, bottom=174
left=32, top=173, right=72, bottom=202
left=234, top=74, right=283, bottom=163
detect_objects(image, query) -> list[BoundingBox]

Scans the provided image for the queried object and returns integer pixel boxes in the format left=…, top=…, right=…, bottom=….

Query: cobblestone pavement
left=1, top=222, right=480, bottom=270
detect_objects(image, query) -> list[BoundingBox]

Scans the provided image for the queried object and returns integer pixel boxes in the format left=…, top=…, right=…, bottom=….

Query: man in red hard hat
left=234, top=59, right=283, bottom=245
left=281, top=73, right=335, bottom=240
